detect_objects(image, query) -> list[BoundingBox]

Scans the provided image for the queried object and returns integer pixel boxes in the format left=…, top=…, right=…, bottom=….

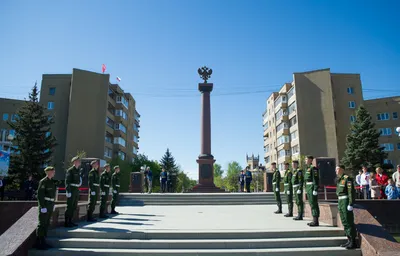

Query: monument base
left=189, top=183, right=226, bottom=193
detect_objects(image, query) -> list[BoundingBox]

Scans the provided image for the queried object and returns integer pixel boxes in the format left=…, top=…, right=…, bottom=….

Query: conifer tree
left=160, top=148, right=178, bottom=192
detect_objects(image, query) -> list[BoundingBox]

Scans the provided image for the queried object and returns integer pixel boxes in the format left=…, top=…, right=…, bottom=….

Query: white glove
left=91, top=191, right=96, bottom=196
left=313, top=190, right=318, bottom=196
left=347, top=205, right=353, bottom=211
left=113, top=190, right=117, bottom=194
left=287, top=191, right=291, bottom=195
left=66, top=193, right=72, bottom=198
left=275, top=188, right=279, bottom=192
left=297, top=190, right=301, bottom=194
left=40, top=208, right=47, bottom=213
left=53, top=205, right=56, bottom=211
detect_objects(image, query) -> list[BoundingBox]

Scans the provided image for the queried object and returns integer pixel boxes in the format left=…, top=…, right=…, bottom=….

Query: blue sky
left=1, top=0, right=400, bottom=179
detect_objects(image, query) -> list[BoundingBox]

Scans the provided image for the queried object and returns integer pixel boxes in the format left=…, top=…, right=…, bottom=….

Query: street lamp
left=396, top=127, right=400, bottom=138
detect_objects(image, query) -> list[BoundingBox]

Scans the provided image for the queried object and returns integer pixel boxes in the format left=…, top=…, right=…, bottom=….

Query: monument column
left=191, top=66, right=224, bottom=193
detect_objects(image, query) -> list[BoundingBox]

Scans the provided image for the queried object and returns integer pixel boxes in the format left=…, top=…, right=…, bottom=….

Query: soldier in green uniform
left=283, top=162, right=293, bottom=217
left=65, top=156, right=81, bottom=227
left=292, top=160, right=304, bottom=220
left=87, top=160, right=100, bottom=222
left=304, top=155, right=320, bottom=226
left=99, top=163, right=111, bottom=218
left=336, top=165, right=357, bottom=249
left=111, top=165, right=121, bottom=214
left=271, top=162, right=282, bottom=214
left=35, top=166, right=57, bottom=250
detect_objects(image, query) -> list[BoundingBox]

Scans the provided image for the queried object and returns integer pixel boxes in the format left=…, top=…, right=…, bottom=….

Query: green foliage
left=224, top=161, right=243, bottom=192
left=132, top=153, right=162, bottom=192
left=341, top=106, right=387, bottom=175
left=7, top=83, right=57, bottom=188
left=214, top=175, right=225, bottom=189
left=176, top=167, right=195, bottom=192
left=110, top=157, right=133, bottom=192
left=288, top=155, right=307, bottom=170
left=76, top=150, right=87, bottom=159
left=160, top=148, right=178, bottom=192
left=214, top=163, right=224, bottom=177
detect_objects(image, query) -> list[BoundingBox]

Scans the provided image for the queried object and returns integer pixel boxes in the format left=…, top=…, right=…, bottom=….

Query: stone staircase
left=118, top=192, right=278, bottom=206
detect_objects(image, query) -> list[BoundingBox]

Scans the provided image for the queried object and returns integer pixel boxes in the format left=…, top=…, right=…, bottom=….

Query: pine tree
left=7, top=83, right=57, bottom=187
left=160, top=148, right=178, bottom=192
left=341, top=105, right=387, bottom=174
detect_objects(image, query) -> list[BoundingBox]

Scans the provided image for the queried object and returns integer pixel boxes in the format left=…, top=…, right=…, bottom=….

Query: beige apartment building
left=39, top=68, right=140, bottom=179
left=364, top=96, right=400, bottom=166
left=0, top=98, right=24, bottom=153
left=263, top=68, right=364, bottom=171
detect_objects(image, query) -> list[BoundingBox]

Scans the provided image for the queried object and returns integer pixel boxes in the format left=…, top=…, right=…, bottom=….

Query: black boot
left=274, top=208, right=282, bottom=214
left=110, top=208, right=119, bottom=214
left=64, top=216, right=73, bottom=227
left=99, top=210, right=108, bottom=218
left=87, top=211, right=97, bottom=222
left=308, top=217, right=319, bottom=227
left=346, top=237, right=357, bottom=249
left=42, top=237, right=53, bottom=249
left=293, top=213, right=303, bottom=220
left=340, top=236, right=351, bottom=247
left=284, top=210, right=293, bottom=217
left=69, top=217, right=78, bottom=227
left=35, top=237, right=47, bottom=250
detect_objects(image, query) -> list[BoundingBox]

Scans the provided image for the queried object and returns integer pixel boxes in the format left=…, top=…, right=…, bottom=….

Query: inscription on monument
left=200, top=164, right=212, bottom=179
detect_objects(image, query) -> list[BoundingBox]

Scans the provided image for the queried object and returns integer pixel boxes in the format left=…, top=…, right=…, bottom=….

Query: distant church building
left=246, top=154, right=265, bottom=172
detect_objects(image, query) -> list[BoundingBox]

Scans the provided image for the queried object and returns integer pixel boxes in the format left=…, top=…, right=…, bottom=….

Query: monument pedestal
left=190, top=156, right=225, bottom=193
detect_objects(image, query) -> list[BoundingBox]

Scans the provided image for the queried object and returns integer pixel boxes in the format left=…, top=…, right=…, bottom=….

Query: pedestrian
left=283, top=162, right=293, bottom=217
left=160, top=168, right=168, bottom=193
left=64, top=156, right=81, bottom=227
left=335, top=165, right=357, bottom=250
left=245, top=166, right=252, bottom=193
left=239, top=170, right=245, bottom=192
left=369, top=173, right=380, bottom=200
left=355, top=170, right=362, bottom=199
left=271, top=162, right=282, bottom=214
left=35, top=166, right=57, bottom=250
left=304, top=155, right=320, bottom=226
left=24, top=175, right=35, bottom=200
left=99, top=163, right=111, bottom=218
left=111, top=165, right=121, bottom=214
left=392, top=165, right=400, bottom=197
left=292, top=160, right=304, bottom=221
left=375, top=167, right=388, bottom=199
left=360, top=164, right=371, bottom=199
left=87, top=160, right=99, bottom=222
left=0, top=175, right=5, bottom=201
left=146, top=167, right=153, bottom=194
left=385, top=179, right=399, bottom=200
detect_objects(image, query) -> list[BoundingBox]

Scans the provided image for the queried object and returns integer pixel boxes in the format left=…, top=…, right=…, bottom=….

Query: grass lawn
left=394, top=235, right=400, bottom=242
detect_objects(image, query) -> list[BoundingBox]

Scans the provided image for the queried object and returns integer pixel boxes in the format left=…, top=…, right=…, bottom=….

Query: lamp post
left=396, top=127, right=400, bottom=138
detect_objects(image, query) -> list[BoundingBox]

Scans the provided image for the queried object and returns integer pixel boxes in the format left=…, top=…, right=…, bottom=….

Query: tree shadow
left=357, top=223, right=398, bottom=242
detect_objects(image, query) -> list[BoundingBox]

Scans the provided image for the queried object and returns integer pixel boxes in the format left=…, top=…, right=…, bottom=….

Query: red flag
left=102, top=64, right=106, bottom=73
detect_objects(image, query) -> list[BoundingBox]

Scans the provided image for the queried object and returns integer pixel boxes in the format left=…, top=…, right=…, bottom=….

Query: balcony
left=105, top=132, right=113, bottom=145
left=275, top=109, right=289, bottom=123
left=274, top=95, right=288, bottom=112
left=116, top=96, right=129, bottom=109
left=107, top=102, right=116, bottom=116
left=106, top=117, right=115, bottom=129
left=276, top=122, right=289, bottom=137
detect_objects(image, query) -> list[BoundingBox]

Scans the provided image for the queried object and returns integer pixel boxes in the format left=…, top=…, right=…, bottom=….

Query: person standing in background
left=24, top=175, right=35, bottom=200
left=385, top=179, right=399, bottom=200
left=360, top=164, right=371, bottom=199
left=160, top=169, right=168, bottom=193
left=369, top=173, right=380, bottom=200
left=244, top=166, right=252, bottom=193
left=375, top=167, right=388, bottom=199
left=392, top=165, right=400, bottom=197
left=355, top=170, right=362, bottom=199
left=239, top=170, right=245, bottom=192
left=146, top=167, right=153, bottom=194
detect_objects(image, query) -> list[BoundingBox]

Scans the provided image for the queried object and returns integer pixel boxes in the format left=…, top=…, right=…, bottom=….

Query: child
left=369, top=173, right=381, bottom=199
left=385, top=179, right=399, bottom=200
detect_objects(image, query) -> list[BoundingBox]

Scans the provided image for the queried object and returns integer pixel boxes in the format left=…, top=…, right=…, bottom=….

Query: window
left=377, top=113, right=390, bottom=121
left=350, top=115, right=356, bottom=123
left=265, top=144, right=270, bottom=153
left=47, top=102, right=54, bottom=110
left=384, top=159, right=393, bottom=164
left=9, top=130, right=15, bottom=137
left=276, top=122, right=288, bottom=132
left=49, top=87, right=56, bottom=95
left=291, top=145, right=299, bottom=155
left=133, top=147, right=138, bottom=154
left=118, top=151, right=126, bottom=160
left=265, top=156, right=270, bottom=164
left=115, top=109, right=128, bottom=120
left=277, top=135, right=290, bottom=146
left=116, top=96, right=129, bottom=109
left=288, top=102, right=296, bottom=115
left=397, top=143, right=400, bottom=150
left=106, top=117, right=115, bottom=128
left=104, top=147, right=112, bottom=158
left=381, top=143, right=394, bottom=151
left=44, top=149, right=50, bottom=153
left=2, top=113, right=8, bottom=121
left=10, top=114, right=18, bottom=122
left=134, top=135, right=139, bottom=143
left=115, top=123, right=127, bottom=134
left=379, top=128, right=392, bottom=136
left=348, top=101, right=356, bottom=108
left=105, top=132, right=113, bottom=143
left=45, top=132, right=51, bottom=138
left=393, top=112, right=398, bottom=119
left=114, top=137, right=126, bottom=147
left=289, top=116, right=297, bottom=127
left=290, top=130, right=298, bottom=141
left=347, top=87, right=354, bottom=94
left=396, top=128, right=400, bottom=135
left=287, top=87, right=295, bottom=99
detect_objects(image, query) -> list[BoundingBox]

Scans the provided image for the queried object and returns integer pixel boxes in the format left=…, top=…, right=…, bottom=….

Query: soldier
left=239, top=170, right=245, bottom=192
left=304, top=155, right=320, bottom=226
left=65, top=156, right=81, bottom=227
left=35, top=166, right=57, bottom=250
left=99, top=163, right=111, bottom=218
left=244, top=166, right=252, bottom=193
left=292, top=160, right=304, bottom=220
left=111, top=165, right=121, bottom=214
left=336, top=165, right=357, bottom=249
left=283, top=162, right=293, bottom=217
left=271, top=162, right=282, bottom=214
left=160, top=168, right=168, bottom=193
left=87, top=160, right=99, bottom=222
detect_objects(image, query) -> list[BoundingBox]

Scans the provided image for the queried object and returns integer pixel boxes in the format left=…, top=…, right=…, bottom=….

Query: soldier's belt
left=338, top=195, right=348, bottom=200
left=116, top=185, right=120, bottom=187
left=44, top=197, right=54, bottom=202
left=104, top=185, right=110, bottom=187
left=284, top=183, right=289, bottom=186
left=93, top=184, right=99, bottom=186
left=70, top=183, right=80, bottom=187
left=272, top=182, right=277, bottom=184
left=306, top=182, right=313, bottom=185
left=293, top=184, right=300, bottom=188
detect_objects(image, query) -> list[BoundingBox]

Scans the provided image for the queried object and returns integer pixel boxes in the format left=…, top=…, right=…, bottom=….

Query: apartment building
left=40, top=68, right=140, bottom=179
left=263, top=68, right=363, bottom=171
left=365, top=96, right=400, bottom=166
left=0, top=98, right=24, bottom=153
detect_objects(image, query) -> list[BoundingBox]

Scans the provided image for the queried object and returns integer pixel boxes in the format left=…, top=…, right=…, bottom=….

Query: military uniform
left=87, top=161, right=100, bottom=222
left=304, top=160, right=320, bottom=226
left=65, top=156, right=81, bottom=227
left=160, top=171, right=168, bottom=193
left=111, top=166, right=121, bottom=214
left=283, top=167, right=293, bottom=217
left=337, top=172, right=357, bottom=249
left=292, top=166, right=304, bottom=220
left=239, top=171, right=245, bottom=192
left=272, top=164, right=282, bottom=214
left=99, top=164, right=111, bottom=218
left=36, top=167, right=57, bottom=250
left=245, top=169, right=252, bottom=193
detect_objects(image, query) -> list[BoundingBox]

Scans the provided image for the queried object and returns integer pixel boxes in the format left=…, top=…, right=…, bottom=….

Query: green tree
left=160, top=148, right=178, bottom=192
left=341, top=105, right=387, bottom=174
left=110, top=157, right=133, bottom=192
left=214, top=175, right=225, bottom=190
left=225, top=161, right=242, bottom=192
left=132, top=154, right=162, bottom=192
left=7, top=84, right=57, bottom=188
left=214, top=163, right=224, bottom=177
left=176, top=166, right=196, bottom=192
